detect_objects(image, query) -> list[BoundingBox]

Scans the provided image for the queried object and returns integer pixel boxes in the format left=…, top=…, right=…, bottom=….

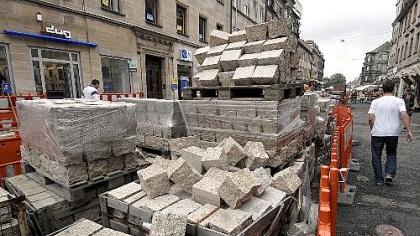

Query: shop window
left=145, top=0, right=158, bottom=24
left=177, top=5, right=187, bottom=35
left=199, top=16, right=207, bottom=42
left=0, top=45, right=11, bottom=94
left=101, top=57, right=130, bottom=93
left=101, top=0, right=120, bottom=13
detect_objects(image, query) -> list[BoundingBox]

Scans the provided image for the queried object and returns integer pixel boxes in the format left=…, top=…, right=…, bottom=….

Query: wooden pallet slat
left=183, top=84, right=304, bottom=101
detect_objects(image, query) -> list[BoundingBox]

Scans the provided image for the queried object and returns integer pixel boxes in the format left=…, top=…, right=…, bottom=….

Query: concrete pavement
left=337, top=103, right=420, bottom=236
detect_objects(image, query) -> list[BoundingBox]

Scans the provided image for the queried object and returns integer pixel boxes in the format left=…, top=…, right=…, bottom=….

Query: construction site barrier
left=100, top=92, right=144, bottom=102
left=318, top=105, right=353, bottom=236
left=0, top=95, right=45, bottom=185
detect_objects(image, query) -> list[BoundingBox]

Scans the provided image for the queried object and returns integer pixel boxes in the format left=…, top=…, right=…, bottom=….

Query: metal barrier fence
left=100, top=92, right=144, bottom=102
left=318, top=105, right=353, bottom=236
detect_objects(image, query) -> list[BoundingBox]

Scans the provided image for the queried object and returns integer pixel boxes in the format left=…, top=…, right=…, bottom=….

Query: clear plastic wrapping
left=17, top=99, right=137, bottom=165
left=119, top=98, right=187, bottom=140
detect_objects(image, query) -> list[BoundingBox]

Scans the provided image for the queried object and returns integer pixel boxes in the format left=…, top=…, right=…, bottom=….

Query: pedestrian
left=403, top=87, right=415, bottom=120
left=82, top=79, right=100, bottom=100
left=368, top=80, right=413, bottom=186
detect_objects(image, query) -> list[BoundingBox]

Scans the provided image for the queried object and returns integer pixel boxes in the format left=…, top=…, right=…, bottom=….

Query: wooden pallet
left=183, top=83, right=304, bottom=101
left=26, top=167, right=138, bottom=202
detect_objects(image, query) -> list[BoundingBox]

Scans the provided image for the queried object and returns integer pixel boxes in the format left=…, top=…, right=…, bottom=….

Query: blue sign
left=180, top=76, right=189, bottom=90
left=1, top=82, right=12, bottom=95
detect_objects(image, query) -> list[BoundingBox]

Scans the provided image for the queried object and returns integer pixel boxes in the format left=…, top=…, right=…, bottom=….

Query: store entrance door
left=31, top=48, right=82, bottom=98
left=146, top=55, right=163, bottom=99
left=43, top=62, right=72, bottom=99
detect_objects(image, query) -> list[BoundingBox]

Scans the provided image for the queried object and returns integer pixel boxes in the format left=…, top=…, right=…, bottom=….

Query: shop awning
left=3, top=30, right=97, bottom=48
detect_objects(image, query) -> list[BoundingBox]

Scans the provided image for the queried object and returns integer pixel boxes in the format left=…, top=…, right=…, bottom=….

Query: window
left=101, top=57, right=130, bottom=93
left=243, top=5, right=249, bottom=16
left=409, top=37, right=414, bottom=56
left=253, top=1, right=258, bottom=19
left=416, top=33, right=420, bottom=54
left=0, top=45, right=11, bottom=94
left=397, top=48, right=400, bottom=62
left=414, top=4, right=417, bottom=23
left=199, top=16, right=207, bottom=42
left=145, top=0, right=158, bottom=24
left=405, top=42, right=408, bottom=58
left=101, top=0, right=120, bottom=13
left=176, top=5, right=187, bottom=35
left=259, top=8, right=264, bottom=22
left=217, top=23, right=223, bottom=31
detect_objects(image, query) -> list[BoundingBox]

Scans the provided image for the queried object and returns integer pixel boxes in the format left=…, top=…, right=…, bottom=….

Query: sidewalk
left=337, top=104, right=420, bottom=236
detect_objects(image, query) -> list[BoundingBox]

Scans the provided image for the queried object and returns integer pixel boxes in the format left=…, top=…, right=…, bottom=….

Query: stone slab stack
left=50, top=218, right=130, bottom=236
left=4, top=171, right=137, bottom=235
left=17, top=99, right=138, bottom=187
left=118, top=98, right=187, bottom=152
left=179, top=98, right=305, bottom=158
left=194, top=20, right=299, bottom=87
left=99, top=137, right=307, bottom=236
left=0, top=187, right=20, bottom=236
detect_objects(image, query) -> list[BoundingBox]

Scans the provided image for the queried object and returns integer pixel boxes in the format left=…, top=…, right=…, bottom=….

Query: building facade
left=305, top=40, right=325, bottom=81
left=296, top=39, right=324, bottom=83
left=0, top=0, right=304, bottom=99
left=360, top=42, right=391, bottom=85
left=387, top=0, right=420, bottom=99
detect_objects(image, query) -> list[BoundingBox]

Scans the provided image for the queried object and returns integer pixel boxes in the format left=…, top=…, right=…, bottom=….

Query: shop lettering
left=45, top=25, right=72, bottom=39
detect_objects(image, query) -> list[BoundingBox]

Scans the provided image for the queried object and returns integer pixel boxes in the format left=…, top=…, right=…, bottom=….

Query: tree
left=324, top=73, right=346, bottom=88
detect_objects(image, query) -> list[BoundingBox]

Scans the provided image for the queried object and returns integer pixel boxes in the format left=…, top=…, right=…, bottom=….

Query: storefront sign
left=171, top=77, right=178, bottom=91
left=179, top=49, right=192, bottom=61
left=44, top=25, right=72, bottom=39
left=129, top=58, right=138, bottom=71
left=1, top=82, right=12, bottom=95
left=180, top=76, right=189, bottom=90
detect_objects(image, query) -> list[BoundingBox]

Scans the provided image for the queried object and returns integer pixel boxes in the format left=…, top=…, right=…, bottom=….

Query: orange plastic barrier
left=100, top=92, right=144, bottom=102
left=0, top=95, right=45, bottom=185
left=318, top=105, right=353, bottom=236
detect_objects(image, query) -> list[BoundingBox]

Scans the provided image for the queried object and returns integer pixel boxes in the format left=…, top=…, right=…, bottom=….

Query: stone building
left=296, top=39, right=325, bottom=83
left=359, top=42, right=391, bottom=85
left=387, top=0, right=420, bottom=99
left=0, top=0, right=304, bottom=99
left=305, top=40, right=325, bottom=81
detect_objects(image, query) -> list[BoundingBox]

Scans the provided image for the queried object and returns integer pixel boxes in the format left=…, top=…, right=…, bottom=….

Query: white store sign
left=179, top=49, right=192, bottom=62
left=45, top=25, right=72, bottom=39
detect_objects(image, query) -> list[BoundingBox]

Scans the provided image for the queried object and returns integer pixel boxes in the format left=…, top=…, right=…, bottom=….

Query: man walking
left=368, top=80, right=413, bottom=186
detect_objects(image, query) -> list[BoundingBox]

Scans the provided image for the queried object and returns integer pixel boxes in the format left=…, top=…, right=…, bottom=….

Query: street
left=337, top=103, right=420, bottom=236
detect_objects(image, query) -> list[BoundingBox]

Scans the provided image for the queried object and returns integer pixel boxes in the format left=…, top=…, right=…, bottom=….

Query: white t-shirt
left=82, top=85, right=100, bottom=100
left=368, top=96, right=407, bottom=136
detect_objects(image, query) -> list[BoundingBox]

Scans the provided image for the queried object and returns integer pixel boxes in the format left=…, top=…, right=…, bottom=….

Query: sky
left=300, top=0, right=397, bottom=81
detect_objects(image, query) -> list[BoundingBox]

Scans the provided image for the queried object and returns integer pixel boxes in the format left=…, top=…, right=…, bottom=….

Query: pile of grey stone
left=300, top=92, right=332, bottom=142
left=179, top=98, right=305, bottom=158
left=118, top=98, right=187, bottom=152
left=193, top=20, right=299, bottom=86
left=4, top=169, right=138, bottom=235
left=0, top=187, right=19, bottom=236
left=51, top=218, right=130, bottom=236
left=17, top=99, right=138, bottom=187
left=99, top=137, right=311, bottom=236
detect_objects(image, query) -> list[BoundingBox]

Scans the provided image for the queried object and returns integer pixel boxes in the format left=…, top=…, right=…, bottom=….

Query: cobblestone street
left=337, top=104, right=420, bottom=236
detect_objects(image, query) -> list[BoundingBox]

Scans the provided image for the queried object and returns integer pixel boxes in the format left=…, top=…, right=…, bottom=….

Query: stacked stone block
left=98, top=136, right=314, bottom=236
left=179, top=98, right=305, bottom=158
left=194, top=20, right=299, bottom=87
left=118, top=98, right=187, bottom=152
left=17, top=99, right=138, bottom=187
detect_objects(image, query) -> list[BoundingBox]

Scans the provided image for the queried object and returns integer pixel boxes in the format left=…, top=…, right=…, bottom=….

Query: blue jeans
left=371, top=136, right=399, bottom=183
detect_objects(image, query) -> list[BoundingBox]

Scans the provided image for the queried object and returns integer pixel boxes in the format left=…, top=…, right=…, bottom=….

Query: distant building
left=387, top=0, right=420, bottom=99
left=359, top=42, right=391, bottom=85
left=305, top=40, right=325, bottom=81
left=297, top=40, right=325, bottom=83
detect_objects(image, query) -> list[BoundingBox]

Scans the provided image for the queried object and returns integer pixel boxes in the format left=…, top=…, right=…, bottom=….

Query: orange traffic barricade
left=100, top=92, right=144, bottom=102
